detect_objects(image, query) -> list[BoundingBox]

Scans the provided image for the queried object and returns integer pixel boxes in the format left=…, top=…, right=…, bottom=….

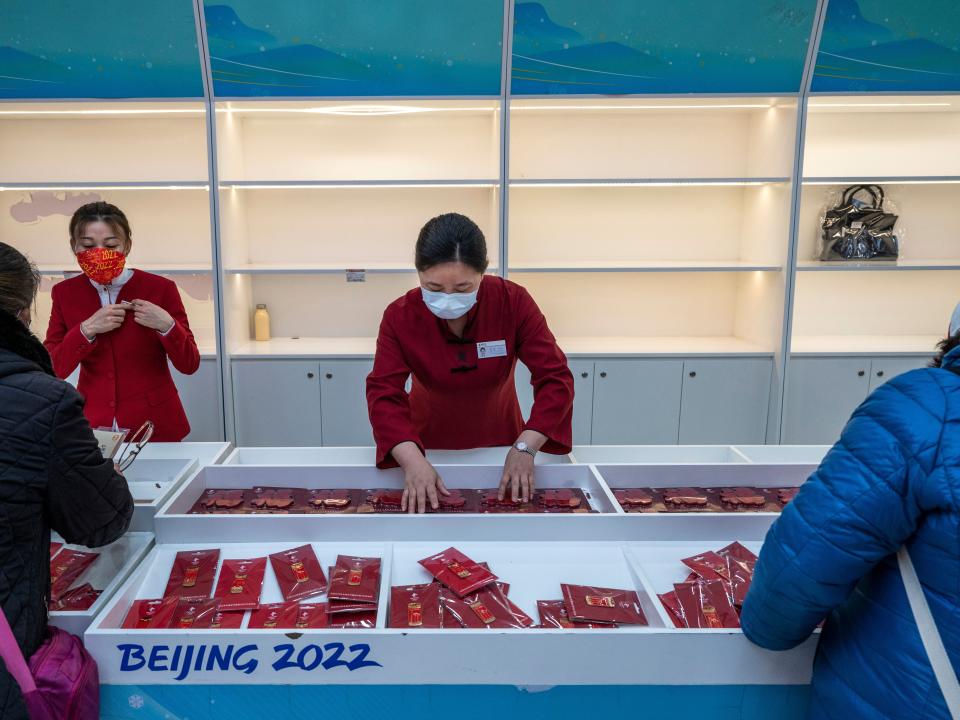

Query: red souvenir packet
left=718, top=487, right=768, bottom=511
left=306, top=489, right=356, bottom=513
left=657, top=592, right=686, bottom=628
left=248, top=487, right=299, bottom=513
left=776, top=487, right=800, bottom=506
left=479, top=491, right=536, bottom=514
left=208, top=608, right=245, bottom=630
left=269, top=545, right=327, bottom=602
left=328, top=555, right=380, bottom=605
left=673, top=582, right=706, bottom=628
left=248, top=602, right=299, bottom=629
left=537, top=600, right=613, bottom=629
left=681, top=551, right=730, bottom=582
left=717, top=542, right=758, bottom=564
left=662, top=487, right=718, bottom=512
left=122, top=597, right=178, bottom=629
left=191, top=489, right=246, bottom=514
left=50, top=549, right=99, bottom=602
left=390, top=584, right=442, bottom=629
left=163, top=549, right=220, bottom=600
left=170, top=599, right=220, bottom=629
left=213, top=557, right=267, bottom=611
left=535, top=489, right=588, bottom=512
left=718, top=543, right=757, bottom=606
left=441, top=585, right=533, bottom=629
left=294, top=603, right=329, bottom=629
left=329, top=609, right=377, bottom=628
left=698, top=580, right=740, bottom=629
left=429, top=489, right=482, bottom=514
left=613, top=488, right=658, bottom=513
left=51, top=584, right=101, bottom=612
left=418, top=547, right=497, bottom=597
left=50, top=543, right=63, bottom=559
left=365, top=489, right=405, bottom=513
left=561, top=584, right=647, bottom=625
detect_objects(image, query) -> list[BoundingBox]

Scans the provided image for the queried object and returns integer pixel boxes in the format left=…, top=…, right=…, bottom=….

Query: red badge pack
left=561, top=584, right=647, bottom=625
left=51, top=584, right=101, bottom=612
left=697, top=580, right=740, bottom=629
left=306, top=489, right=357, bottom=513
left=208, top=608, right=245, bottom=630
left=50, top=549, right=99, bottom=602
left=248, top=602, right=299, bottom=629
left=122, top=597, right=179, bottom=629
left=191, top=489, right=246, bottom=514
left=249, top=487, right=298, bottom=513
left=537, top=600, right=613, bottom=629
left=662, top=487, right=718, bottom=511
left=613, top=488, right=657, bottom=512
left=294, top=603, right=329, bottom=629
left=269, top=545, right=327, bottom=602
left=365, top=489, right=405, bottom=513
left=214, top=557, right=267, bottom=611
left=329, top=609, right=377, bottom=628
left=328, top=555, right=381, bottom=605
left=170, top=599, right=221, bottom=629
left=681, top=551, right=730, bottom=582
left=390, top=584, right=442, bottom=629
left=656, top=592, right=686, bottom=628
left=163, top=549, right=220, bottom=600
left=50, top=543, right=63, bottom=559
left=440, top=585, right=533, bottom=629
left=418, top=547, right=497, bottom=597
left=719, top=487, right=768, bottom=511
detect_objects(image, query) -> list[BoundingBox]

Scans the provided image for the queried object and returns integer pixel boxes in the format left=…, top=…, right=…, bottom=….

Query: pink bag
left=0, top=607, right=99, bottom=720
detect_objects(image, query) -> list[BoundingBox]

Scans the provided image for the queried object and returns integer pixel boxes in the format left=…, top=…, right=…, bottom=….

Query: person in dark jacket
left=0, top=242, right=133, bottom=719
left=742, top=315, right=960, bottom=719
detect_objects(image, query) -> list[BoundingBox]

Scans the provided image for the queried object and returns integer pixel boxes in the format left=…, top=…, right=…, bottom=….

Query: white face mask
left=421, top=287, right=478, bottom=320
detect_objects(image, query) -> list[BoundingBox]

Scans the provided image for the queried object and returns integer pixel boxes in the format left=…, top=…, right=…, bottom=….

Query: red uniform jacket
left=367, top=275, right=574, bottom=468
left=44, top=270, right=201, bottom=441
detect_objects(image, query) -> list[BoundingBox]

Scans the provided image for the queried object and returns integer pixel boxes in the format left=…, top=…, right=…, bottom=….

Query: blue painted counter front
left=102, top=684, right=811, bottom=719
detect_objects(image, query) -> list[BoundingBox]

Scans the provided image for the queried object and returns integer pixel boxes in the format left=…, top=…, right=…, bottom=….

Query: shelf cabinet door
left=592, top=360, right=683, bottom=444
left=515, top=360, right=594, bottom=445
left=783, top=357, right=871, bottom=444
left=232, top=360, right=322, bottom=446
left=679, top=358, right=772, bottom=445
left=869, top=356, right=929, bottom=393
left=319, top=360, right=375, bottom=447
left=172, top=358, right=223, bottom=441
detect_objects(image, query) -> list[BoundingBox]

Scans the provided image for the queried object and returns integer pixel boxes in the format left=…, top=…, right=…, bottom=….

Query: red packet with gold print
left=248, top=602, right=298, bottom=629
left=697, top=580, right=740, bottom=629
left=657, top=591, right=687, bottom=628
left=269, top=545, right=327, bottom=602
left=50, top=549, right=99, bottom=602
left=169, top=599, right=220, bottom=629
left=328, top=555, right=380, bottom=605
left=163, top=549, right=220, bottom=600
left=418, top=547, right=497, bottom=597
left=214, top=558, right=267, bottom=611
left=681, top=551, right=730, bottom=582
left=561, top=584, right=647, bottom=625
left=51, top=584, right=102, bottom=612
left=390, top=584, right=442, bottom=629
left=537, top=600, right=614, bottom=629
left=122, top=597, right=178, bottom=629
left=293, top=603, right=329, bottom=629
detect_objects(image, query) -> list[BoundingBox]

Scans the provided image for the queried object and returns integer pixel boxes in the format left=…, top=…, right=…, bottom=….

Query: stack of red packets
left=49, top=546, right=102, bottom=612
left=388, top=547, right=646, bottom=630
left=121, top=546, right=381, bottom=630
left=657, top=542, right=758, bottom=629
left=613, top=487, right=800, bottom=513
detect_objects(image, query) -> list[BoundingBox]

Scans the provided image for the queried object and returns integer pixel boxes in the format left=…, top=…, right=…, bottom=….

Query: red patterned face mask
left=76, top=247, right=126, bottom=285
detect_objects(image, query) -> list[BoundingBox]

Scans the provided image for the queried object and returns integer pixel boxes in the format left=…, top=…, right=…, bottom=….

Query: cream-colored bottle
left=254, top=304, right=271, bottom=342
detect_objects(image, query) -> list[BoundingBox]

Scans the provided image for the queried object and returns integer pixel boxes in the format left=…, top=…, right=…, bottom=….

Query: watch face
left=516, top=442, right=528, bottom=452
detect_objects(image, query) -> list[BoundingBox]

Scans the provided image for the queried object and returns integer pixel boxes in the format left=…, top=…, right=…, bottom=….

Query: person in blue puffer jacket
left=742, top=312, right=960, bottom=720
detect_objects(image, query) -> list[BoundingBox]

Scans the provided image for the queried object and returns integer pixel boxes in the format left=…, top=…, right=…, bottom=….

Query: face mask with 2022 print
left=76, top=247, right=126, bottom=285
left=421, top=287, right=478, bottom=320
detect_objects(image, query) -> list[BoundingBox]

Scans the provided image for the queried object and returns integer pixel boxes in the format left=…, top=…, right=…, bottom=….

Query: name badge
left=476, top=340, right=507, bottom=359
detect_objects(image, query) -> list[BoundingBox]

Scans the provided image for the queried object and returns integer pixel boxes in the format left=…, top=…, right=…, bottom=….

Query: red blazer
left=44, top=270, right=201, bottom=441
left=366, top=275, right=574, bottom=468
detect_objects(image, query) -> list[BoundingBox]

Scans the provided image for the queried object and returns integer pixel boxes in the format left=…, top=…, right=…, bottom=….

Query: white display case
left=733, top=445, right=829, bottom=466
left=153, top=464, right=620, bottom=543
left=139, top=442, right=233, bottom=468
left=126, top=458, right=199, bottom=532
left=570, top=445, right=750, bottom=465
left=49, top=532, right=154, bottom=637
left=85, top=538, right=816, bottom=685
left=223, top=446, right=571, bottom=466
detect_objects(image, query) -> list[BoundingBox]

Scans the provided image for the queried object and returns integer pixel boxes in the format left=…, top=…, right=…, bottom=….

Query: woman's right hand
left=80, top=304, right=126, bottom=339
left=393, top=442, right=449, bottom=513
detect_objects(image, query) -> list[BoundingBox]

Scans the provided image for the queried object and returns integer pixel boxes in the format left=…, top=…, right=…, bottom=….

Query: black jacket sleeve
left=44, top=385, right=133, bottom=547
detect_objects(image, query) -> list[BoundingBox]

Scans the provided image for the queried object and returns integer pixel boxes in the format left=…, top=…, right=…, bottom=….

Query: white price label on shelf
left=345, top=270, right=366, bottom=283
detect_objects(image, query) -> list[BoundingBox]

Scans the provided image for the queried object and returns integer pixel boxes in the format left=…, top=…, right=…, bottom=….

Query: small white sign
left=477, top=340, right=508, bottom=359
left=345, top=270, right=366, bottom=283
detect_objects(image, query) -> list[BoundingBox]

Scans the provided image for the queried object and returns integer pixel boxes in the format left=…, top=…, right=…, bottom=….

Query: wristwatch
left=514, top=441, right=536, bottom=458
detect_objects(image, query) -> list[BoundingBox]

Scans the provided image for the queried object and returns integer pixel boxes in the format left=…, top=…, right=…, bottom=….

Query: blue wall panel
left=0, top=0, right=203, bottom=99
left=510, top=1, right=818, bottom=96
left=812, top=0, right=960, bottom=92
left=204, top=1, right=504, bottom=97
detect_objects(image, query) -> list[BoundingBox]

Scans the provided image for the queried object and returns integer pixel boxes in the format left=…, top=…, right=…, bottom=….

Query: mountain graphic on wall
left=514, top=2, right=581, bottom=48
left=212, top=44, right=367, bottom=91
left=204, top=4, right=276, bottom=48
left=514, top=42, right=666, bottom=91
left=0, top=46, right=69, bottom=86
left=819, top=0, right=893, bottom=47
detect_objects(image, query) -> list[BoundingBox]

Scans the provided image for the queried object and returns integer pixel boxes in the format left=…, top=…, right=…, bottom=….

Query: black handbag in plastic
left=820, top=184, right=899, bottom=261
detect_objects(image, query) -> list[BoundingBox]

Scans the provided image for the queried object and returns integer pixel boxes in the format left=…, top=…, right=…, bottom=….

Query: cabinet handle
left=857, top=370, right=865, bottom=377
left=599, top=372, right=607, bottom=378
left=688, top=371, right=697, bottom=378
left=307, top=372, right=315, bottom=379
left=325, top=373, right=333, bottom=380
left=877, top=370, right=884, bottom=378
left=580, top=372, right=589, bottom=379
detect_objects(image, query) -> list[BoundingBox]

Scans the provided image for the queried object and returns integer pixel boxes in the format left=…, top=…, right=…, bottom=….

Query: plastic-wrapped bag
left=819, top=184, right=900, bottom=261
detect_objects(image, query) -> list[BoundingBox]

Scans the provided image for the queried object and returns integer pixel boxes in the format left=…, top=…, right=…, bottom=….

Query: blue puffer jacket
left=742, top=345, right=960, bottom=720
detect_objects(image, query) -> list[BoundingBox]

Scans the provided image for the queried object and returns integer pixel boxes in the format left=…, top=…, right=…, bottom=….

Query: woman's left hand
left=129, top=299, right=174, bottom=334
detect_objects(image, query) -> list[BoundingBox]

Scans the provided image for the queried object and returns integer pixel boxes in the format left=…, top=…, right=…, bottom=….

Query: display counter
left=49, top=532, right=154, bottom=637
left=571, top=445, right=751, bottom=465
left=139, top=442, right=234, bottom=468
left=223, top=446, right=571, bottom=466
left=125, top=458, right=199, bottom=532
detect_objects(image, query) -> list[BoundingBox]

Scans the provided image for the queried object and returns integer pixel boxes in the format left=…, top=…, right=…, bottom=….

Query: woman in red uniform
left=367, top=213, right=574, bottom=513
left=44, top=201, right=200, bottom=441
